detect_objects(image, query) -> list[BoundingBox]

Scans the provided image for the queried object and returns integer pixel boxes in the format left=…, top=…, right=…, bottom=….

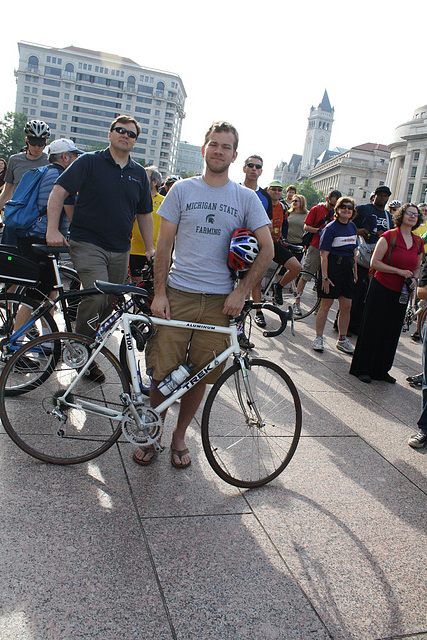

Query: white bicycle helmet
left=24, top=120, right=51, bottom=139
left=388, top=200, right=401, bottom=209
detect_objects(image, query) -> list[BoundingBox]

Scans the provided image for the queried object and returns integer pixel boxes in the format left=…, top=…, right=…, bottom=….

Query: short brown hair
left=286, top=185, right=297, bottom=194
left=110, top=115, right=141, bottom=138
left=334, top=196, right=356, bottom=221
left=204, top=121, right=239, bottom=152
left=393, top=202, right=422, bottom=230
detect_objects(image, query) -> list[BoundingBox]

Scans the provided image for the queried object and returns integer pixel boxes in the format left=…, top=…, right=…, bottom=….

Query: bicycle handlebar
left=243, top=300, right=295, bottom=337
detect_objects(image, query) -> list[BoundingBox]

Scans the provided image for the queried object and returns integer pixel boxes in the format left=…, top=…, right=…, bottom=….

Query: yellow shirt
left=130, top=192, right=164, bottom=255
left=413, top=219, right=427, bottom=253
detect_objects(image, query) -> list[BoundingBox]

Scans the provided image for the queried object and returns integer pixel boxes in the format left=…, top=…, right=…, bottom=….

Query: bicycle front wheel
left=201, top=358, right=301, bottom=488
left=293, top=269, right=320, bottom=319
left=0, top=332, right=130, bottom=464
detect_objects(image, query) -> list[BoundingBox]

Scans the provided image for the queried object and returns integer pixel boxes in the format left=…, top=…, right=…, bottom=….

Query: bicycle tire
left=201, top=358, right=301, bottom=488
left=0, top=293, right=58, bottom=382
left=417, top=304, right=427, bottom=337
left=262, top=268, right=320, bottom=320
left=293, top=269, right=321, bottom=319
left=0, top=332, right=130, bottom=464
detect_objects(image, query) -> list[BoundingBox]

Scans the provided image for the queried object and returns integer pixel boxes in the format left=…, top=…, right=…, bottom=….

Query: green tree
left=0, top=112, right=28, bottom=160
left=180, top=171, right=197, bottom=179
left=297, top=180, right=324, bottom=209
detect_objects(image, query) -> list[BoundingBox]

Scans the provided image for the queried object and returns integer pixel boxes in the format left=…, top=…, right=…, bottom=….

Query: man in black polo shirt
left=46, top=116, right=153, bottom=377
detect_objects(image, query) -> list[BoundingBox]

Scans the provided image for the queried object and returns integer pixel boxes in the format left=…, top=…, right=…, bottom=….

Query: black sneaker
left=254, top=312, right=266, bottom=328
left=406, top=373, right=423, bottom=387
left=408, top=431, right=427, bottom=448
left=273, top=283, right=283, bottom=306
left=411, top=330, right=421, bottom=342
left=238, top=334, right=254, bottom=350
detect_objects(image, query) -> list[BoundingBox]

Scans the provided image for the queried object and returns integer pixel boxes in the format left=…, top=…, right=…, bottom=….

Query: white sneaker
left=336, top=337, right=354, bottom=354
left=293, top=302, right=302, bottom=317
left=312, top=335, right=324, bottom=352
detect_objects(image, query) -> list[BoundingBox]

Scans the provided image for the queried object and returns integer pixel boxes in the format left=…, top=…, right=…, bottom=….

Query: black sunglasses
left=112, top=126, right=137, bottom=139
left=27, top=139, right=46, bottom=147
left=246, top=162, right=262, bottom=169
left=339, top=204, right=354, bottom=210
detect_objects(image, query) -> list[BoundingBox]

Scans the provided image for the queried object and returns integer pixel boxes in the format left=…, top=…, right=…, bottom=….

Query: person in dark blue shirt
left=46, top=116, right=153, bottom=380
left=312, top=197, right=358, bottom=355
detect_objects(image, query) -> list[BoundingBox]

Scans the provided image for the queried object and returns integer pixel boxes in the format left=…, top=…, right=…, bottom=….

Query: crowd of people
left=0, top=116, right=426, bottom=463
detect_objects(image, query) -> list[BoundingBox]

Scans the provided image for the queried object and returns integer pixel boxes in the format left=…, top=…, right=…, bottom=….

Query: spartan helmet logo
left=206, top=214, right=215, bottom=224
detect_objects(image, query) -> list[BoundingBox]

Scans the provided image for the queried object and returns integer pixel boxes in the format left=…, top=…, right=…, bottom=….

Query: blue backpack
left=3, top=165, right=52, bottom=231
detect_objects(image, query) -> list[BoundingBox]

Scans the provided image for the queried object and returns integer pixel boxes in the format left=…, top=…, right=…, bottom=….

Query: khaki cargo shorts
left=145, top=287, right=231, bottom=384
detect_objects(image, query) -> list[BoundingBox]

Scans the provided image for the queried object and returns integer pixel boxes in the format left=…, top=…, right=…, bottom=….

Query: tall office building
left=14, top=41, right=186, bottom=175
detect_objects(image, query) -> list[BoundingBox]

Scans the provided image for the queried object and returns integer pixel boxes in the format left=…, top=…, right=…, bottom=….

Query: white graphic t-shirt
left=158, top=176, right=270, bottom=294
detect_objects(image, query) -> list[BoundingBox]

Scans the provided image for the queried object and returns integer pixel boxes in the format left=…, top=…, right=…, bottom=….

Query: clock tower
left=301, top=90, right=334, bottom=177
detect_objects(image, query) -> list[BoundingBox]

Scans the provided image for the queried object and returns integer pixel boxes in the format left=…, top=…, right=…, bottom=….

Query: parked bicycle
left=261, top=243, right=321, bottom=320
left=0, top=282, right=301, bottom=488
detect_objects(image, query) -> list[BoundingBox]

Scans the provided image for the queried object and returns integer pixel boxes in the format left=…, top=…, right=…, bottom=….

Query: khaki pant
left=145, top=287, right=230, bottom=384
left=70, top=240, right=129, bottom=336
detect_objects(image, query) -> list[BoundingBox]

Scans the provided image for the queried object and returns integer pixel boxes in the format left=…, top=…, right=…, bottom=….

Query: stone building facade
left=14, top=41, right=186, bottom=175
left=310, top=143, right=390, bottom=205
left=387, top=105, right=427, bottom=204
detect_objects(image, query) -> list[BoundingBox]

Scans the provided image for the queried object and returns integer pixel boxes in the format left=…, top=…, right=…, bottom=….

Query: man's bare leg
left=171, top=382, right=207, bottom=466
left=134, top=381, right=206, bottom=466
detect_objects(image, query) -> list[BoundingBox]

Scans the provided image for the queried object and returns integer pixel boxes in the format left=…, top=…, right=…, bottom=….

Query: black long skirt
left=349, top=277, right=407, bottom=379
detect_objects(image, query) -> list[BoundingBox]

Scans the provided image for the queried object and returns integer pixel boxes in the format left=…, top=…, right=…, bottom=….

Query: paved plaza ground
left=1, top=307, right=426, bottom=640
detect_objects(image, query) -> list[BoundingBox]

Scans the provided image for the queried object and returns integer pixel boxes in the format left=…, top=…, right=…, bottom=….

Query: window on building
left=31, top=98, right=37, bottom=105
left=32, top=87, right=38, bottom=94
left=411, top=166, right=417, bottom=178
left=47, top=56, right=51, bottom=63
left=350, top=177, right=356, bottom=185
left=414, top=151, right=420, bottom=162
left=407, top=183, right=414, bottom=200
left=28, top=55, right=39, bottom=71
left=45, top=66, right=61, bottom=76
left=23, top=97, right=29, bottom=104
left=365, top=179, right=369, bottom=187
left=421, top=184, right=427, bottom=201
left=348, top=189, right=354, bottom=196
left=62, top=115, right=67, bottom=121
left=24, top=86, right=30, bottom=93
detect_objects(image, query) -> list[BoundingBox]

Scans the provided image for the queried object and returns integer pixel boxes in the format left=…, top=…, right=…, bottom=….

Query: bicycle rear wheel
left=0, top=293, right=58, bottom=378
left=0, top=332, right=130, bottom=464
left=201, top=358, right=301, bottom=488
left=291, top=269, right=320, bottom=319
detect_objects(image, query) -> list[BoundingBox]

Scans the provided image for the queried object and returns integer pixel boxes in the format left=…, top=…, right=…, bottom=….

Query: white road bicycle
left=0, top=281, right=302, bottom=488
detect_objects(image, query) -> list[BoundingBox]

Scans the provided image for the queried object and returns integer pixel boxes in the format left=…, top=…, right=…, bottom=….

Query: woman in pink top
left=350, top=203, right=424, bottom=384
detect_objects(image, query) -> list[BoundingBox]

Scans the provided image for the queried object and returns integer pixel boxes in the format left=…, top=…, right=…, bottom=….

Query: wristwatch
left=323, top=277, right=328, bottom=281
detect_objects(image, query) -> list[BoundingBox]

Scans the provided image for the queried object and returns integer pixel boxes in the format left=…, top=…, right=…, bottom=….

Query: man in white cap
left=12, top=139, right=84, bottom=334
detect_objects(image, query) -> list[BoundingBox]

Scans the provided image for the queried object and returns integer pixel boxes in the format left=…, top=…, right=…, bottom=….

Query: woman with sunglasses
left=312, top=197, right=358, bottom=354
left=350, top=203, right=424, bottom=383
left=286, top=194, right=308, bottom=246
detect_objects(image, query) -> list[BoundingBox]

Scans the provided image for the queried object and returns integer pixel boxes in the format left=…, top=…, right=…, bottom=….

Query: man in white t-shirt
left=135, top=121, right=273, bottom=468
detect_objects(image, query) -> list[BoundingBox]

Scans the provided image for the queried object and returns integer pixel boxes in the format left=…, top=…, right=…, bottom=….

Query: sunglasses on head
left=112, top=126, right=137, bottom=139
left=246, top=162, right=262, bottom=169
left=27, top=139, right=46, bottom=147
